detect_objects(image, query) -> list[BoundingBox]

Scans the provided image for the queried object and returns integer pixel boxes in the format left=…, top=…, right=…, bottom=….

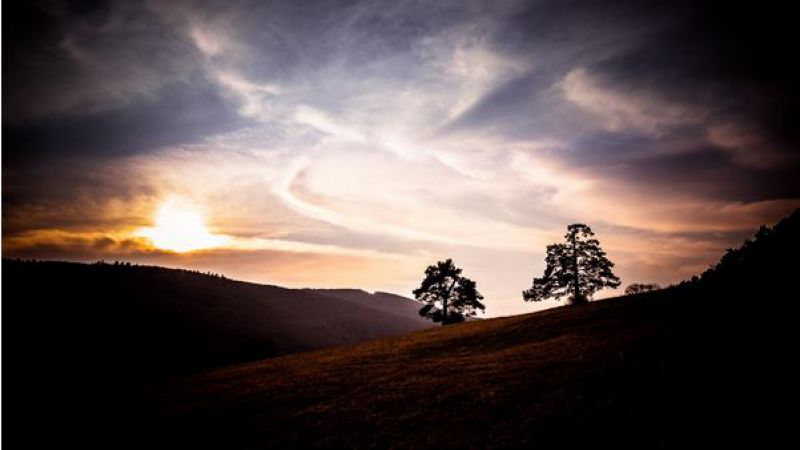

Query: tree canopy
left=523, top=224, right=620, bottom=305
left=625, top=283, right=661, bottom=295
left=413, top=258, right=485, bottom=324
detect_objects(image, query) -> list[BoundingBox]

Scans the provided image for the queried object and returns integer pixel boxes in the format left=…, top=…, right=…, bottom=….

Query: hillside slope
left=2, top=260, right=433, bottom=376
left=131, top=210, right=799, bottom=449
left=6, top=210, right=797, bottom=448
left=308, top=289, right=481, bottom=322
left=2, top=260, right=436, bottom=448
left=134, top=287, right=788, bottom=449
left=304, top=288, right=430, bottom=320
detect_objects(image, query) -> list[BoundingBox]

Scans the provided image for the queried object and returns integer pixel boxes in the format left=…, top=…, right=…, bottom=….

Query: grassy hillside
left=5, top=210, right=796, bottom=448
left=134, top=287, right=787, bottom=449
left=130, top=210, right=798, bottom=449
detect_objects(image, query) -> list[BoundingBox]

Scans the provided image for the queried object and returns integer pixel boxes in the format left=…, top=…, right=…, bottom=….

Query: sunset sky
left=3, top=0, right=799, bottom=316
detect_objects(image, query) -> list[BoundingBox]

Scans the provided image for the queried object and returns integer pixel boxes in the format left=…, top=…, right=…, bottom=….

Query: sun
left=138, top=198, right=229, bottom=252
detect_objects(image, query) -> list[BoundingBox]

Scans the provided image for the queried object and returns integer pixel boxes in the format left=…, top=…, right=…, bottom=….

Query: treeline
left=4, top=258, right=230, bottom=281
left=676, top=208, right=799, bottom=297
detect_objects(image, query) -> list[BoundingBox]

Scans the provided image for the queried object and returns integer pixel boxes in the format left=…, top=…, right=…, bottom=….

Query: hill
left=1, top=259, right=437, bottom=447
left=5, top=209, right=797, bottom=448
left=304, top=288, right=427, bottom=317
left=1, top=260, right=433, bottom=376
left=131, top=286, right=788, bottom=449
left=131, top=209, right=798, bottom=448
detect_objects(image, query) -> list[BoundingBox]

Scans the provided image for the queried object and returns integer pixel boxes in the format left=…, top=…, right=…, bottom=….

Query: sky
left=3, top=0, right=799, bottom=316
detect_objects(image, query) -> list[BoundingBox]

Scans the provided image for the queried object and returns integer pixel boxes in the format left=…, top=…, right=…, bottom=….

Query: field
left=136, top=287, right=766, bottom=449
left=4, top=210, right=796, bottom=448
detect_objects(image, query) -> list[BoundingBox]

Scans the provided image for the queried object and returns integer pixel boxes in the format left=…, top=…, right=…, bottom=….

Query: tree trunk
left=442, top=295, right=447, bottom=325
left=442, top=280, right=456, bottom=325
left=572, top=232, right=582, bottom=305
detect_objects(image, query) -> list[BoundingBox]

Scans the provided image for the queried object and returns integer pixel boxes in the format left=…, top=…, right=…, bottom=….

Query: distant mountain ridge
left=2, top=260, right=433, bottom=378
left=304, top=288, right=429, bottom=318
left=306, top=288, right=483, bottom=322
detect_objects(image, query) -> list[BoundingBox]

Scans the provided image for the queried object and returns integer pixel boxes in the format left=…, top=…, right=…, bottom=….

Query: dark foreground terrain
left=138, top=210, right=799, bottom=448
left=4, top=210, right=798, bottom=448
left=1, top=260, right=431, bottom=447
left=134, top=286, right=790, bottom=449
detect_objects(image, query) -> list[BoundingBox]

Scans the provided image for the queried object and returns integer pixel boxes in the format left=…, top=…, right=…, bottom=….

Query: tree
left=624, top=283, right=661, bottom=295
left=523, top=224, right=620, bottom=305
left=413, top=258, right=485, bottom=324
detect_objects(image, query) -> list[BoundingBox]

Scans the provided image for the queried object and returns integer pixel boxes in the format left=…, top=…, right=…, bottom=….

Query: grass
left=4, top=258, right=791, bottom=448
left=136, top=288, right=747, bottom=449
left=8, top=211, right=797, bottom=448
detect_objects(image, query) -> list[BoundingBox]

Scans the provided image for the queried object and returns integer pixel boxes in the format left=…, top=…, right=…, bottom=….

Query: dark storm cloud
left=3, top=0, right=247, bottom=161
left=596, top=148, right=800, bottom=203
left=573, top=0, right=800, bottom=165
left=4, top=79, right=246, bottom=165
left=432, top=0, right=799, bottom=209
left=5, top=1, right=188, bottom=119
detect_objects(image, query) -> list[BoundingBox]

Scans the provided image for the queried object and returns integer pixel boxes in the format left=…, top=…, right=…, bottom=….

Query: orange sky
left=4, top=140, right=796, bottom=316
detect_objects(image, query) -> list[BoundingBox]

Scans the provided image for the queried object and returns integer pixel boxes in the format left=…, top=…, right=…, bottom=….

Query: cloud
left=559, top=67, right=699, bottom=136
left=213, top=70, right=283, bottom=121
left=558, top=66, right=798, bottom=170
left=273, top=151, right=548, bottom=250
left=188, top=24, right=226, bottom=57
left=4, top=0, right=202, bottom=121
left=707, top=123, right=795, bottom=170
left=4, top=0, right=799, bottom=317
left=2, top=229, right=423, bottom=292
left=293, top=106, right=366, bottom=142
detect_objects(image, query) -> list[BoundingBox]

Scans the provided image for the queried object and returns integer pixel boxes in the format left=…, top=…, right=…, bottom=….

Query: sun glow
left=138, top=198, right=229, bottom=252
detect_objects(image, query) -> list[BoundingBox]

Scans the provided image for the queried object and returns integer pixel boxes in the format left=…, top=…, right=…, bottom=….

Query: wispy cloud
left=560, top=67, right=699, bottom=136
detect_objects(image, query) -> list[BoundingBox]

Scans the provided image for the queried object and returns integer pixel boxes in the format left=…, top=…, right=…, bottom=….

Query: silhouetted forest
left=694, top=208, right=800, bottom=296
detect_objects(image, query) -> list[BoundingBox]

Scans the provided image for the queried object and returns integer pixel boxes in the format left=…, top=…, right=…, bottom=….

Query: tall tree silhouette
left=523, top=224, right=620, bottom=305
left=413, top=259, right=485, bottom=324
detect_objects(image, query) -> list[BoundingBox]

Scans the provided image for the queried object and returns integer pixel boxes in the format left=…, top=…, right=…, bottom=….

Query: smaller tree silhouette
left=523, top=224, right=620, bottom=305
left=624, top=283, right=661, bottom=295
left=413, top=259, right=485, bottom=324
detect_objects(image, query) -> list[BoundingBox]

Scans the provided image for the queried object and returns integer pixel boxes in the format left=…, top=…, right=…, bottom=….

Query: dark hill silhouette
left=695, top=207, right=800, bottom=297
left=131, top=209, right=799, bottom=449
left=306, top=288, right=483, bottom=322
left=4, top=209, right=798, bottom=448
left=303, top=288, right=431, bottom=320
left=2, top=259, right=436, bottom=448
left=2, top=260, right=433, bottom=376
